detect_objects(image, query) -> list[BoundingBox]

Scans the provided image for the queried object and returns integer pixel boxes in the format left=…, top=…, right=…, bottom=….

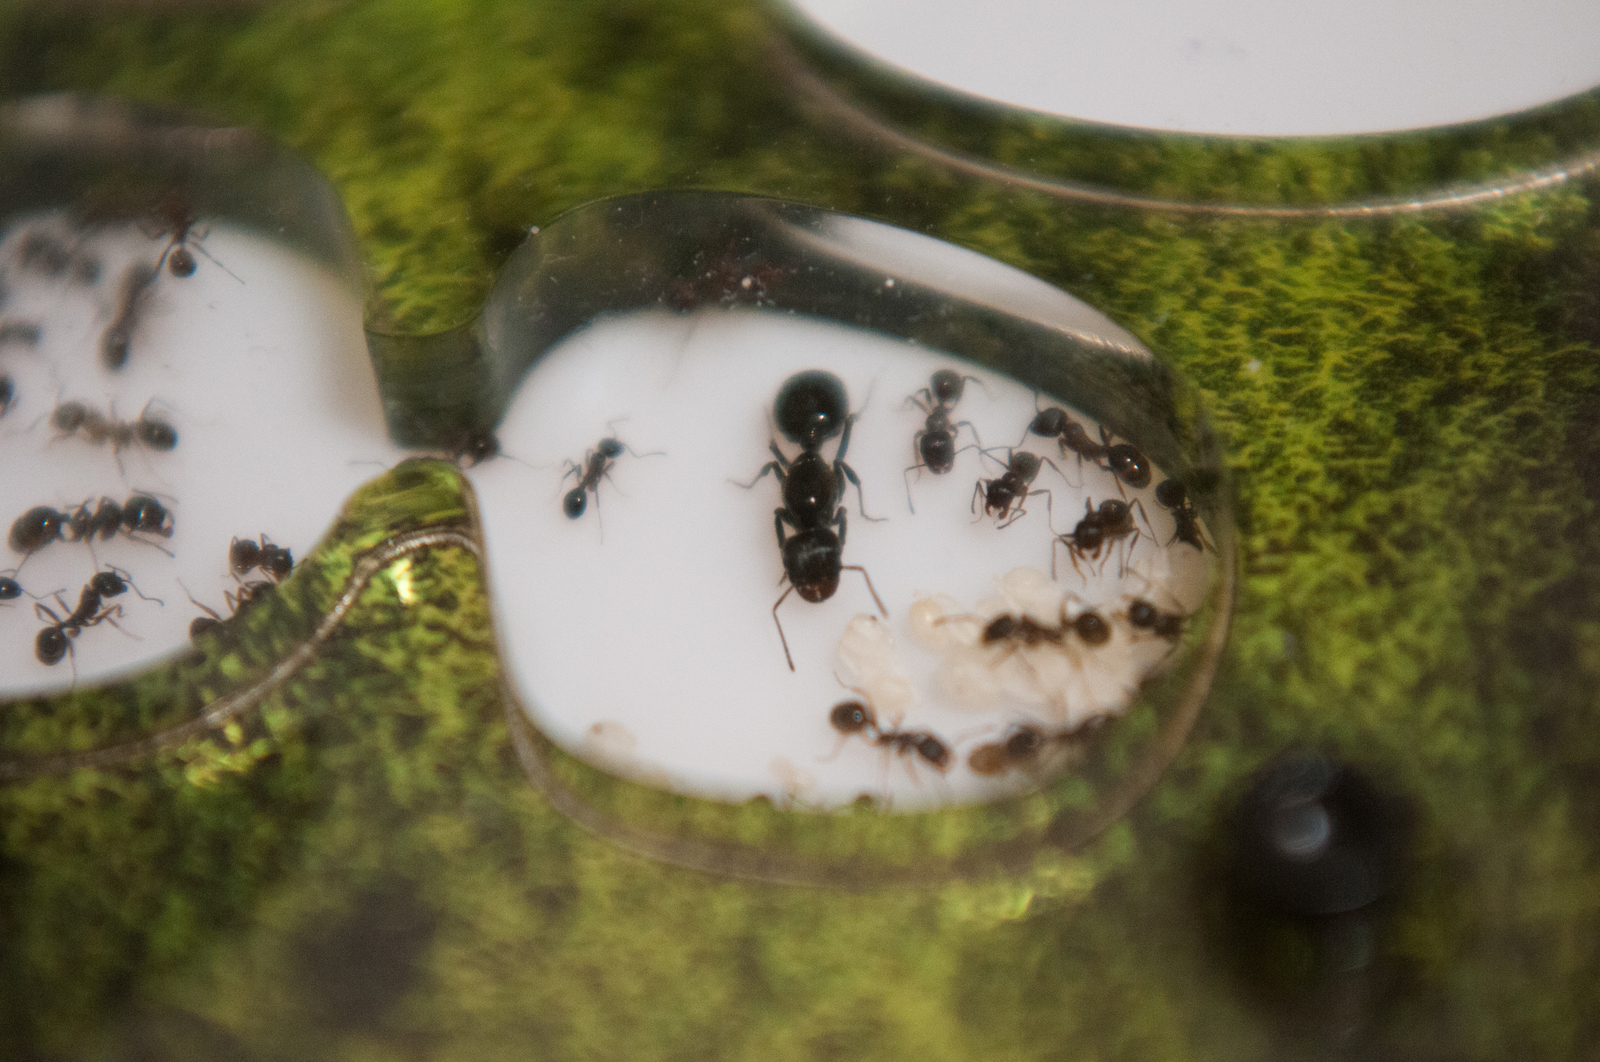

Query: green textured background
left=2, top=2, right=1599, bottom=1059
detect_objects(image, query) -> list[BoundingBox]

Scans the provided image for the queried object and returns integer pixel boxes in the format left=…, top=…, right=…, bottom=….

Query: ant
left=1053, top=497, right=1151, bottom=580
left=444, top=428, right=501, bottom=468
left=973, top=448, right=1058, bottom=527
left=828, top=693, right=953, bottom=777
left=1125, top=598, right=1186, bottom=642
left=1024, top=404, right=1152, bottom=493
left=903, top=368, right=984, bottom=512
left=736, top=370, right=887, bottom=671
left=967, top=719, right=1102, bottom=776
left=562, top=425, right=663, bottom=521
left=101, top=261, right=158, bottom=370
left=230, top=534, right=293, bottom=581
left=144, top=189, right=239, bottom=281
left=7, top=494, right=175, bottom=561
left=1154, top=478, right=1212, bottom=552
left=51, top=399, right=178, bottom=455
left=1, top=569, right=25, bottom=602
left=187, top=578, right=275, bottom=640
left=31, top=568, right=152, bottom=667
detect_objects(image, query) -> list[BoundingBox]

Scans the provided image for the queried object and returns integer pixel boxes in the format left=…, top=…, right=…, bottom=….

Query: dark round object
left=830, top=701, right=872, bottom=734
left=928, top=369, right=965, bottom=406
left=0, top=373, right=13, bottom=416
left=1106, top=443, right=1152, bottom=489
left=0, top=576, right=21, bottom=600
left=168, top=246, right=197, bottom=277
left=190, top=616, right=222, bottom=638
left=1005, top=727, right=1044, bottom=759
left=1155, top=478, right=1189, bottom=510
left=1232, top=751, right=1405, bottom=916
left=262, top=546, right=294, bottom=580
left=89, top=571, right=128, bottom=597
left=137, top=418, right=177, bottom=450
left=1128, top=599, right=1158, bottom=628
left=230, top=537, right=262, bottom=574
left=1073, top=611, right=1111, bottom=645
left=36, top=626, right=68, bottom=665
left=774, top=370, right=848, bottom=449
left=915, top=734, right=952, bottom=769
left=10, top=506, right=64, bottom=552
left=919, top=429, right=956, bottom=474
left=1029, top=407, right=1069, bottom=438
left=123, top=494, right=172, bottom=535
left=52, top=401, right=89, bottom=433
left=462, top=431, right=499, bottom=465
left=562, top=487, right=587, bottom=519
left=982, top=615, right=1018, bottom=644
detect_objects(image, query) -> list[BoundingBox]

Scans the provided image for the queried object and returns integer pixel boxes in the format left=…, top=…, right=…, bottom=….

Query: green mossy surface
left=1, top=2, right=1599, bottom=1060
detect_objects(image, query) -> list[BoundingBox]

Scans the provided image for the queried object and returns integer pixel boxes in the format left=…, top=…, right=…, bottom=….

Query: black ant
left=7, top=494, right=174, bottom=561
left=1, top=569, right=25, bottom=602
left=736, top=370, right=887, bottom=671
left=144, top=189, right=239, bottom=281
left=1125, top=598, right=1186, bottom=642
left=32, top=571, right=143, bottom=666
left=51, top=399, right=178, bottom=455
left=828, top=693, right=953, bottom=777
left=903, top=368, right=984, bottom=512
left=1154, top=478, right=1212, bottom=552
left=101, top=261, right=158, bottom=370
left=561, top=425, right=664, bottom=521
left=1053, top=497, right=1151, bottom=580
left=186, top=574, right=275, bottom=640
left=973, top=448, right=1058, bottom=527
left=230, top=534, right=293, bottom=581
left=1024, top=404, right=1152, bottom=493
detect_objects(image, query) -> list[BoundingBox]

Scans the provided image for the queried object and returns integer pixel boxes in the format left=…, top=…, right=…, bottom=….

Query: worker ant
left=50, top=399, right=178, bottom=456
left=736, top=370, right=887, bottom=671
left=1053, top=497, right=1152, bottom=580
left=31, top=567, right=153, bottom=667
left=143, top=189, right=240, bottom=282
left=903, top=368, right=985, bottom=512
left=967, top=719, right=1102, bottom=776
left=561, top=424, right=664, bottom=523
left=1154, top=478, right=1212, bottom=552
left=828, top=691, right=953, bottom=777
left=100, top=261, right=158, bottom=370
left=229, top=534, right=293, bottom=582
left=973, top=448, right=1058, bottom=527
left=7, top=493, right=175, bottom=561
left=1024, top=403, right=1152, bottom=493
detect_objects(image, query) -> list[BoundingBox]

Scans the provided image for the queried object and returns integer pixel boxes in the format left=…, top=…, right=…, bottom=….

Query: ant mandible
left=561, top=423, right=664, bottom=522
left=903, top=368, right=985, bottom=513
left=736, top=370, right=887, bottom=671
left=973, top=448, right=1058, bottom=528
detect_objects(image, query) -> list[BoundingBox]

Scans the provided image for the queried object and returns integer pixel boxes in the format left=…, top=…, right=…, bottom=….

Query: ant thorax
left=0, top=208, right=405, bottom=697
left=470, top=307, right=1216, bottom=812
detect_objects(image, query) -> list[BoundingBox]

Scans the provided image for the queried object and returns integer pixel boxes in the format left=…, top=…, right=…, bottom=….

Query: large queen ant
left=737, top=370, right=887, bottom=671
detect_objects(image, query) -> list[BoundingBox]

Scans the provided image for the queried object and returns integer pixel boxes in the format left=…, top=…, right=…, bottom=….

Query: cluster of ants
left=1, top=501, right=293, bottom=671
left=827, top=687, right=1104, bottom=782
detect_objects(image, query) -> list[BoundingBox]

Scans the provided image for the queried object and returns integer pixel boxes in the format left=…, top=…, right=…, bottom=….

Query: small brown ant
left=1154, top=478, right=1212, bottom=552
left=1053, top=497, right=1152, bottom=580
left=973, top=448, right=1058, bottom=527
left=229, top=534, right=293, bottom=582
left=966, top=719, right=1101, bottom=776
left=903, top=368, right=985, bottom=512
left=827, top=692, right=953, bottom=777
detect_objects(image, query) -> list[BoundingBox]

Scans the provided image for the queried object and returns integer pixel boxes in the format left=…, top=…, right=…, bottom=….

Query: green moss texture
left=1, top=2, right=1599, bottom=1060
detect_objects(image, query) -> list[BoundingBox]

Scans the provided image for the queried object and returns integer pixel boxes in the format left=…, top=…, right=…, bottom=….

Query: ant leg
left=971, top=478, right=988, bottom=518
left=190, top=238, right=245, bottom=284
left=903, top=457, right=927, bottom=515
left=772, top=584, right=797, bottom=671
left=731, top=455, right=785, bottom=490
left=838, top=460, right=884, bottom=522
left=841, top=565, right=888, bottom=618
